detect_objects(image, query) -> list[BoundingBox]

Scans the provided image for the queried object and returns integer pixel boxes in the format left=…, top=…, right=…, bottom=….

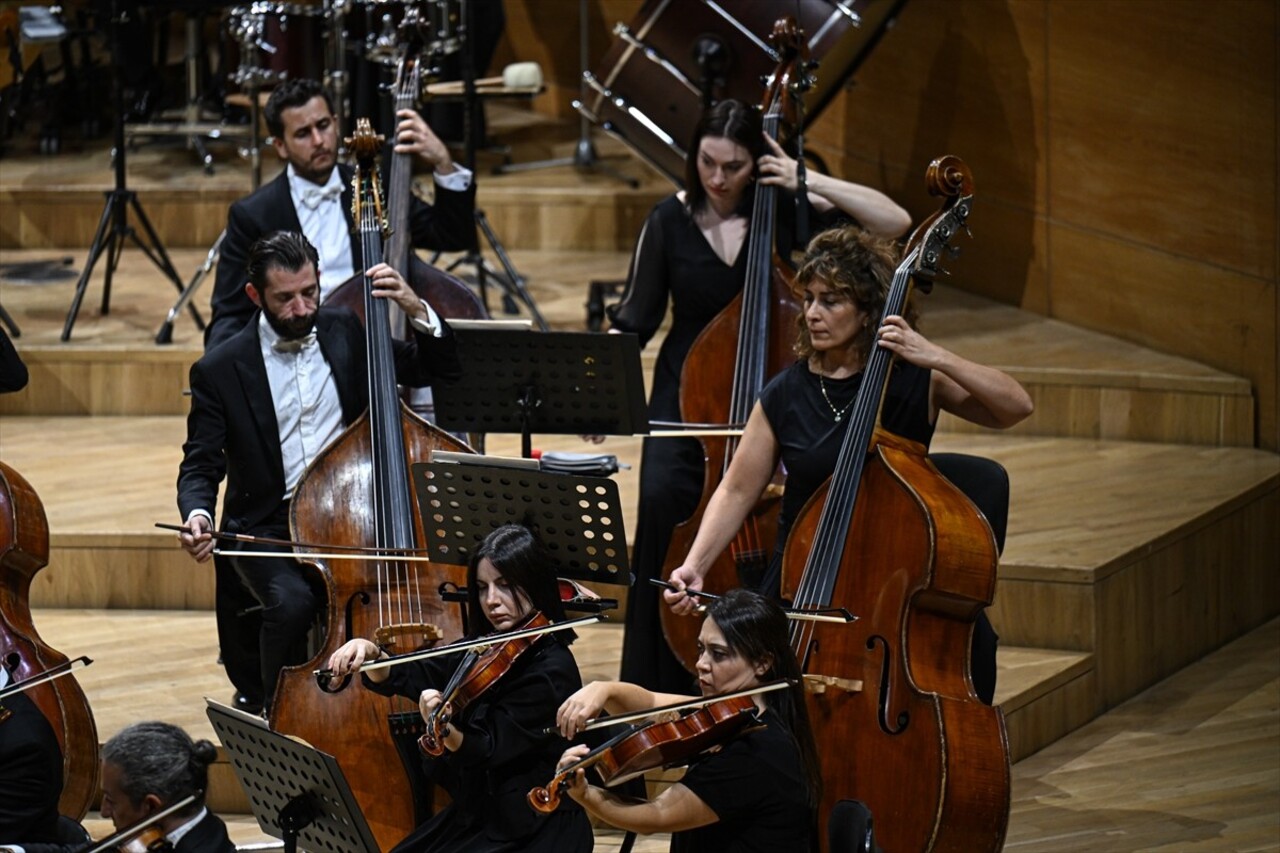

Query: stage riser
left=1003, top=667, right=1099, bottom=763
left=0, top=188, right=662, bottom=253
left=34, top=545, right=213, bottom=609
left=941, top=382, right=1255, bottom=448
left=6, top=359, right=1255, bottom=448
left=991, top=484, right=1279, bottom=709
left=1, top=353, right=196, bottom=417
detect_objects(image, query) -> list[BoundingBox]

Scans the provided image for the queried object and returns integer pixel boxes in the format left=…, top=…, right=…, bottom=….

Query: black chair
left=929, top=452, right=1009, bottom=706
left=828, top=798, right=877, bottom=853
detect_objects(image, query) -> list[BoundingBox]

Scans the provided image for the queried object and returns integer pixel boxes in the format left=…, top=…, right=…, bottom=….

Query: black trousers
left=221, top=508, right=320, bottom=711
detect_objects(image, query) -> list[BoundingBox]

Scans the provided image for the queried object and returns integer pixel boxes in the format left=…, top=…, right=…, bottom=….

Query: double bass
left=328, top=9, right=487, bottom=326
left=0, top=460, right=99, bottom=820
left=781, top=157, right=1010, bottom=851
left=268, top=122, right=474, bottom=852
left=658, top=17, right=808, bottom=670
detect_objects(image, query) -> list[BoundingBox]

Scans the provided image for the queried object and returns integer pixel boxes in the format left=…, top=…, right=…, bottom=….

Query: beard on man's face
left=264, top=306, right=317, bottom=340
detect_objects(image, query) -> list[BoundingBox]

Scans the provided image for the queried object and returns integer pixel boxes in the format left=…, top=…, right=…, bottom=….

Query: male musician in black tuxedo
left=205, top=77, right=476, bottom=350
left=0, top=667, right=83, bottom=852
left=96, top=722, right=235, bottom=853
left=177, top=231, right=461, bottom=712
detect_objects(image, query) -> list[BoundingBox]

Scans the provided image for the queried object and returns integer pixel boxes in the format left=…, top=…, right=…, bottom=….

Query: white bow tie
left=272, top=333, right=317, bottom=354
left=299, top=183, right=342, bottom=210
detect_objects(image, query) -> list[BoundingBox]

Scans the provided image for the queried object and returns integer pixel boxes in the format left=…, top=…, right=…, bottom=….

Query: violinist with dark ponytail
left=325, top=524, right=594, bottom=853
left=554, top=589, right=820, bottom=852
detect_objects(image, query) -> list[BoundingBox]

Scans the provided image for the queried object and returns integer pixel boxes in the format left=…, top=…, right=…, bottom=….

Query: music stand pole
left=62, top=0, right=203, bottom=342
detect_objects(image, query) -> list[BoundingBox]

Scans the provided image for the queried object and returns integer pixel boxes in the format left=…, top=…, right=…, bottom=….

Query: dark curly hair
left=792, top=224, right=914, bottom=362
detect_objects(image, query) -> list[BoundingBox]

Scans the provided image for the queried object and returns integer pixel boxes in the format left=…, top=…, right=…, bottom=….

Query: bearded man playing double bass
left=176, top=231, right=461, bottom=713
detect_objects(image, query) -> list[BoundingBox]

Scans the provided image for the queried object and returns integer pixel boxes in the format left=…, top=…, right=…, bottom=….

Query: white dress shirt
left=257, top=313, right=345, bottom=498
left=287, top=163, right=474, bottom=300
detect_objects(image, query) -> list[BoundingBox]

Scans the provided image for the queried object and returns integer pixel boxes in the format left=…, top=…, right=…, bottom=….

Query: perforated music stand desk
left=205, top=699, right=379, bottom=853
left=410, top=457, right=630, bottom=598
left=432, top=329, right=649, bottom=457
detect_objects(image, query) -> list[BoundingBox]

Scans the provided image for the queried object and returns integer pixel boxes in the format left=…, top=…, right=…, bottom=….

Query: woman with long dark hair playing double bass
left=326, top=524, right=593, bottom=853
left=553, top=588, right=820, bottom=851
left=612, top=98, right=911, bottom=695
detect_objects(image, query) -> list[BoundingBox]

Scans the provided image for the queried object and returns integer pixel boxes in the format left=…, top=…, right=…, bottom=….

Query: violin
left=118, top=827, right=172, bottom=853
left=527, top=690, right=775, bottom=814
left=81, top=793, right=198, bottom=853
left=418, top=610, right=551, bottom=756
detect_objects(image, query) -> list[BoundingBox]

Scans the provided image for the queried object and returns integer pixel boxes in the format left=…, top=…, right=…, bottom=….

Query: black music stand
left=410, top=456, right=630, bottom=592
left=205, top=699, right=379, bottom=853
left=432, top=328, right=648, bottom=458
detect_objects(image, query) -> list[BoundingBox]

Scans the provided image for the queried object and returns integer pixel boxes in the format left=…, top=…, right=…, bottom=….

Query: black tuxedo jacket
left=173, top=812, right=236, bottom=853
left=0, top=691, right=63, bottom=847
left=206, top=164, right=476, bottom=349
left=177, top=306, right=461, bottom=534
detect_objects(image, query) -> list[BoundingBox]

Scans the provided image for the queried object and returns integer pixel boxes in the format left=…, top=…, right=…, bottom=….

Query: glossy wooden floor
left=49, top=611, right=1279, bottom=851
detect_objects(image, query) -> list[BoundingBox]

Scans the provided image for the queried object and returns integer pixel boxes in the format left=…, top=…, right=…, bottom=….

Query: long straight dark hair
left=705, top=589, right=822, bottom=808
left=465, top=524, right=574, bottom=645
left=683, top=98, right=765, bottom=217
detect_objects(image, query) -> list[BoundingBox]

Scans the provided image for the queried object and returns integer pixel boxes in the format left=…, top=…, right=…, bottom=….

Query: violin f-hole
left=867, top=635, right=909, bottom=735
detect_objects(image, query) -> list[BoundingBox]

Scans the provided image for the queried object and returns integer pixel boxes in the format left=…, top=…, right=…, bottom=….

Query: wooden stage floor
left=42, top=610, right=1279, bottom=852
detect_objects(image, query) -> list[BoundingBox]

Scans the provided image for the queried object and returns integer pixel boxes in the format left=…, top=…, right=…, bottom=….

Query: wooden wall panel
left=1046, top=0, right=1275, bottom=281
left=810, top=0, right=1050, bottom=310
left=1049, top=225, right=1277, bottom=446
left=505, top=0, right=1279, bottom=449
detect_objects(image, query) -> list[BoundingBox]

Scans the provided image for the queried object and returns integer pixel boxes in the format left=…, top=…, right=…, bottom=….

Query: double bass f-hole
left=867, top=635, right=909, bottom=735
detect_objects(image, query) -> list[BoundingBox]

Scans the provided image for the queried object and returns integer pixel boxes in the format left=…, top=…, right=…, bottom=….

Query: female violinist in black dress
left=555, top=589, right=820, bottom=852
left=326, top=525, right=593, bottom=853
left=611, top=98, right=911, bottom=694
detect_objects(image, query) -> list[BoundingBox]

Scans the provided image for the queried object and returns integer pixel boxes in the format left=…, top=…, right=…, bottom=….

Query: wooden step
left=0, top=244, right=1255, bottom=446
left=0, top=110, right=667, bottom=254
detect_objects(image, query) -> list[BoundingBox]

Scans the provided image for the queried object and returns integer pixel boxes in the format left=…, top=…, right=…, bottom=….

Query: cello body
left=782, top=157, right=1009, bottom=851
left=0, top=460, right=99, bottom=820
left=268, top=121, right=474, bottom=852
left=782, top=431, right=1010, bottom=851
